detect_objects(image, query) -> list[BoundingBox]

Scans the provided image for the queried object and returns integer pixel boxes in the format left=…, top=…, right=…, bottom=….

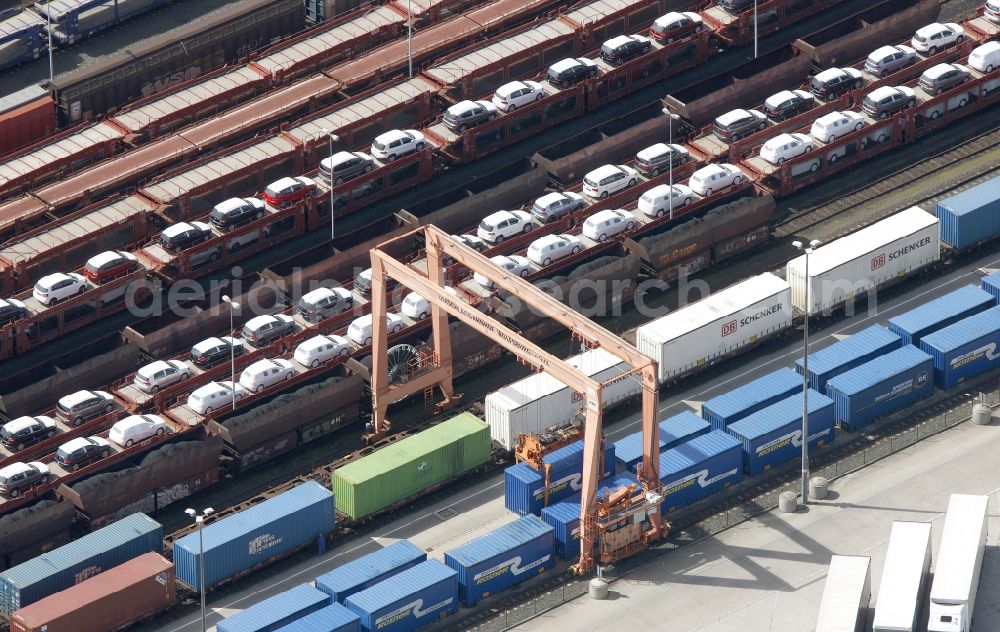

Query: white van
left=347, top=313, right=404, bottom=346
left=401, top=293, right=431, bottom=320
left=637, top=184, right=694, bottom=218
left=239, top=358, right=295, bottom=393
left=294, top=334, right=352, bottom=367
left=968, top=41, right=1000, bottom=73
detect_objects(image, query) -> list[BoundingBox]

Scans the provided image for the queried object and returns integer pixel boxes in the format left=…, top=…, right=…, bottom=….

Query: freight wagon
left=0, top=9, right=46, bottom=73
left=34, top=0, right=169, bottom=45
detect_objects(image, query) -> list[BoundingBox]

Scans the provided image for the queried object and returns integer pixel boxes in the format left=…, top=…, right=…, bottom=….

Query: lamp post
left=792, top=239, right=820, bottom=505
left=319, top=129, right=340, bottom=240
left=754, top=1, right=758, bottom=59
left=662, top=108, right=681, bottom=219
left=407, top=0, right=413, bottom=78
left=222, top=295, right=239, bottom=410
left=46, top=3, right=53, bottom=84
left=185, top=507, right=215, bottom=632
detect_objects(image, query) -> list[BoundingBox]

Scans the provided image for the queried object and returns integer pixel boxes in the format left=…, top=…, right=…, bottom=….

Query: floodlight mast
left=368, top=224, right=666, bottom=573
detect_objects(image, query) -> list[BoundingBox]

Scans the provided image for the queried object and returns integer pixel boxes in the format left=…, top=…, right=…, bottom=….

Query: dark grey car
left=320, top=151, right=375, bottom=186
left=443, top=100, right=498, bottom=133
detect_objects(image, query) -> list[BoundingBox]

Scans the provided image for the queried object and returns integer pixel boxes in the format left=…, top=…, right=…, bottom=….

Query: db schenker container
left=504, top=440, right=615, bottom=516
left=484, top=348, right=641, bottom=450
left=981, top=271, right=1000, bottom=302
left=701, top=368, right=802, bottom=430
left=814, top=555, right=871, bottom=632
left=0, top=512, right=162, bottom=614
left=825, top=345, right=934, bottom=431
left=333, top=413, right=490, bottom=521
left=173, top=481, right=334, bottom=591
left=927, top=494, right=989, bottom=632
left=274, top=603, right=360, bottom=632
left=217, top=583, right=331, bottom=632
left=659, top=430, right=742, bottom=512
left=936, top=174, right=1000, bottom=250
left=786, top=207, right=940, bottom=315
left=919, top=306, right=1000, bottom=389
left=538, top=473, right=639, bottom=561
left=872, top=521, right=932, bottom=632
left=344, top=560, right=458, bottom=632
left=796, top=324, right=902, bottom=392
left=636, top=273, right=793, bottom=383
left=613, top=411, right=710, bottom=472
left=315, top=540, right=426, bottom=604
left=726, top=390, right=835, bottom=475
left=444, top=515, right=554, bottom=605
left=887, top=285, right=995, bottom=348
left=9, top=552, right=175, bottom=632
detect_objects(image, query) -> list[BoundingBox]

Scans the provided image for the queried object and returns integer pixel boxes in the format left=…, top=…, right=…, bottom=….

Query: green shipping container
left=333, top=413, right=491, bottom=520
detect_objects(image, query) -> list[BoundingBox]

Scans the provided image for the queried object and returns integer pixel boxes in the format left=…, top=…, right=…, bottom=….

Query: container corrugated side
left=658, top=430, right=743, bottom=512
left=796, top=324, right=902, bottom=392
left=540, top=497, right=581, bottom=561
left=444, top=515, right=554, bottom=605
left=981, top=271, right=1000, bottom=303
left=173, top=482, right=334, bottom=590
left=9, top=552, right=175, bottom=632
left=887, top=285, right=995, bottom=347
left=216, top=583, right=331, bottom=632
left=503, top=442, right=615, bottom=516
left=701, top=368, right=802, bottom=430
left=344, top=560, right=458, bottom=632
left=786, top=207, right=940, bottom=314
left=273, top=603, right=360, bottom=632
left=825, top=345, right=934, bottom=431
left=0, top=512, right=162, bottom=614
left=613, top=411, right=710, bottom=472
left=872, top=522, right=932, bottom=632
left=919, top=305, right=1000, bottom=388
left=726, top=390, right=835, bottom=475
left=814, top=556, right=870, bottom=632
left=315, top=541, right=426, bottom=603
left=636, top=273, right=792, bottom=382
left=333, top=413, right=490, bottom=520
left=936, top=174, right=1000, bottom=249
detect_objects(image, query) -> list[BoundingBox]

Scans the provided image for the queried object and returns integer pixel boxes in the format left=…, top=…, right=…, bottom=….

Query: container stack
left=659, top=430, right=743, bottom=512
left=216, top=583, right=331, bottom=632
left=887, top=285, right=995, bottom=347
left=919, top=305, right=1000, bottom=388
left=504, top=440, right=615, bottom=516
left=701, top=368, right=802, bottom=430
left=795, top=324, right=901, bottom=392
left=315, top=540, right=426, bottom=603
left=613, top=410, right=710, bottom=473
left=343, top=560, right=459, bottom=631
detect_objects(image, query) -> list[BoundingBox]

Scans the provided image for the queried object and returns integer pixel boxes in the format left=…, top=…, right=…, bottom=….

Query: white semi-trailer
left=927, top=494, right=989, bottom=632
left=872, top=521, right=932, bottom=632
left=815, top=555, right=871, bottom=632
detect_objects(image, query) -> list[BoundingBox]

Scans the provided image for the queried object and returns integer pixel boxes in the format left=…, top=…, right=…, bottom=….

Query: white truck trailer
left=927, top=494, right=990, bottom=632
left=816, top=555, right=872, bottom=632
left=872, top=521, right=932, bottom=632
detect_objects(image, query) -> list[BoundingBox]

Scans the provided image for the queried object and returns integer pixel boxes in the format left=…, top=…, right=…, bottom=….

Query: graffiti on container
left=249, top=532, right=283, bottom=556
left=414, top=461, right=432, bottom=479
left=241, top=436, right=294, bottom=467
left=74, top=565, right=102, bottom=584
left=156, top=481, right=193, bottom=505
left=140, top=66, right=201, bottom=97
left=236, top=38, right=264, bottom=58
left=155, top=572, right=168, bottom=585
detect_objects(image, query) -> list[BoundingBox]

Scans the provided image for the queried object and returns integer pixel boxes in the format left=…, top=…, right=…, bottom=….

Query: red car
left=263, top=176, right=317, bottom=207
left=650, top=11, right=704, bottom=44
left=83, top=250, right=139, bottom=283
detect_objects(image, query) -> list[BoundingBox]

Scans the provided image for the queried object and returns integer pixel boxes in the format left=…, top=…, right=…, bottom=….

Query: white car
left=32, top=272, right=88, bottom=306
left=401, top=292, right=432, bottom=320
left=759, top=132, right=814, bottom=165
left=527, top=234, right=582, bottom=266
left=133, top=359, right=192, bottom=394
left=187, top=382, right=248, bottom=416
left=582, top=209, right=637, bottom=242
left=492, top=80, right=546, bottom=112
left=294, top=334, right=353, bottom=367
left=473, top=255, right=531, bottom=288
left=477, top=210, right=533, bottom=244
left=912, top=22, right=965, bottom=55
left=239, top=358, right=295, bottom=393
left=810, top=110, right=865, bottom=143
left=371, top=129, right=425, bottom=161
left=688, top=164, right=744, bottom=196
left=637, top=184, right=695, bottom=218
left=347, top=313, right=404, bottom=346
left=109, top=414, right=169, bottom=448
left=582, top=164, right=637, bottom=199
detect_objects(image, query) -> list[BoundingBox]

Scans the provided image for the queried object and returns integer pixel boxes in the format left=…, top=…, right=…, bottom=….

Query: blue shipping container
left=887, top=285, right=995, bottom=347
left=919, top=305, right=1000, bottom=388
left=982, top=271, right=1000, bottom=303
left=173, top=481, right=334, bottom=590
left=444, top=515, right=554, bottom=605
left=701, top=368, right=802, bottom=430
left=217, top=583, right=331, bottom=632
left=344, top=560, right=458, bottom=632
left=504, top=441, right=614, bottom=516
left=726, top=391, right=835, bottom=475
left=537, top=473, right=637, bottom=562
left=825, top=345, right=934, bottom=431
left=274, top=603, right=360, bottom=632
left=659, top=431, right=743, bottom=512
left=0, top=512, right=161, bottom=614
left=795, top=325, right=902, bottom=392
left=613, top=411, right=711, bottom=472
left=316, top=540, right=426, bottom=604
left=936, top=174, right=1000, bottom=249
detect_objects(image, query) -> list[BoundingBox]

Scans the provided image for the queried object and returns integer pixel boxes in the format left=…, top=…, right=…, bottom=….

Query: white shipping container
left=816, top=555, right=871, bottom=632
left=786, top=207, right=940, bottom=315
left=635, top=273, right=793, bottom=383
left=927, top=494, right=989, bottom=632
left=484, top=348, right=640, bottom=450
left=872, top=521, right=932, bottom=632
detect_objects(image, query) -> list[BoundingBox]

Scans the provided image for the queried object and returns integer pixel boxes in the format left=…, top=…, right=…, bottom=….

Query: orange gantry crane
left=367, top=224, right=667, bottom=572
